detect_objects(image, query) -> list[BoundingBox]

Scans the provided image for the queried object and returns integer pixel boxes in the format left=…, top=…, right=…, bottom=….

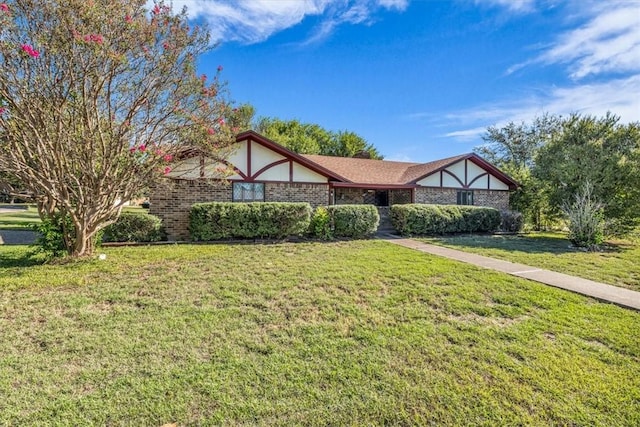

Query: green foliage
left=308, top=206, right=332, bottom=240
left=255, top=117, right=383, bottom=159
left=326, top=204, right=379, bottom=238
left=189, top=202, right=311, bottom=240
left=102, top=212, right=164, bottom=243
left=32, top=213, right=72, bottom=258
left=476, top=114, right=562, bottom=230
left=500, top=210, right=525, bottom=233
left=391, top=204, right=501, bottom=235
left=534, top=113, right=640, bottom=235
left=562, top=182, right=605, bottom=249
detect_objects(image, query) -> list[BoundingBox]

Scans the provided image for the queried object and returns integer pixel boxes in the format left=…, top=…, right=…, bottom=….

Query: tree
left=255, top=117, right=383, bottom=159
left=475, top=114, right=562, bottom=229
left=0, top=0, right=236, bottom=257
left=534, top=113, right=640, bottom=234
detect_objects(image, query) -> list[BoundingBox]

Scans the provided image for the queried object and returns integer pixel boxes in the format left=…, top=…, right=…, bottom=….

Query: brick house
left=150, top=130, right=517, bottom=240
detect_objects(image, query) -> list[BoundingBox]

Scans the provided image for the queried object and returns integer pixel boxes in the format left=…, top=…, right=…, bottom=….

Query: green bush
left=391, top=204, right=501, bottom=235
left=308, top=206, right=332, bottom=240
left=32, top=213, right=73, bottom=257
left=102, top=212, right=164, bottom=242
left=189, top=202, right=311, bottom=241
left=327, top=204, right=379, bottom=238
left=500, top=210, right=525, bottom=232
left=562, top=182, right=604, bottom=249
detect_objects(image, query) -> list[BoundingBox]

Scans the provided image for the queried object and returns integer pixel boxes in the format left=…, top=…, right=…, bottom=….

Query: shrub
left=391, top=204, right=501, bottom=235
left=308, top=206, right=332, bottom=240
left=500, top=210, right=525, bottom=233
left=189, top=202, right=311, bottom=241
left=562, top=181, right=604, bottom=249
left=33, top=212, right=103, bottom=257
left=326, top=204, right=379, bottom=238
left=32, top=213, right=72, bottom=257
left=102, top=212, right=164, bottom=242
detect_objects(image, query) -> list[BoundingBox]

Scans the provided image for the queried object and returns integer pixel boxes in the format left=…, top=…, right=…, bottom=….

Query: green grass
left=0, top=204, right=148, bottom=230
left=420, top=233, right=640, bottom=292
left=0, top=241, right=639, bottom=425
left=0, top=204, right=41, bottom=229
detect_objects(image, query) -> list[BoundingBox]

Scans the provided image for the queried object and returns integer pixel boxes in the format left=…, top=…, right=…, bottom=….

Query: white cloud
left=164, top=0, right=409, bottom=44
left=473, top=0, right=536, bottom=13
left=538, top=2, right=640, bottom=79
left=442, top=75, right=640, bottom=141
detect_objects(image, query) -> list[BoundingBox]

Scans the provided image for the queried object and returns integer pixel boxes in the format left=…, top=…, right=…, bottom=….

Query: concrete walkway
left=383, top=236, right=640, bottom=311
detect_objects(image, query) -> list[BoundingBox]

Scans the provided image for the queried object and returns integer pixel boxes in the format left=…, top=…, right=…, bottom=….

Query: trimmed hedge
left=189, top=202, right=311, bottom=240
left=326, top=204, right=379, bottom=238
left=102, top=212, right=164, bottom=242
left=391, top=204, right=501, bottom=235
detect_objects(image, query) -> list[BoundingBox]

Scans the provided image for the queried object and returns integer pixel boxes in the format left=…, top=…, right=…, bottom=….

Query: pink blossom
left=163, top=42, right=170, bottom=49
left=163, top=154, right=173, bottom=162
left=207, top=128, right=215, bottom=135
left=0, top=107, right=6, bottom=114
left=152, top=4, right=161, bottom=15
left=125, top=15, right=133, bottom=23
left=163, top=166, right=172, bottom=175
left=200, top=74, right=207, bottom=82
left=217, top=65, right=223, bottom=72
left=21, top=44, right=40, bottom=58
left=0, top=3, right=9, bottom=12
left=129, top=146, right=137, bottom=153
left=218, top=117, right=225, bottom=125
left=138, top=145, right=146, bottom=152
left=91, top=34, right=104, bottom=44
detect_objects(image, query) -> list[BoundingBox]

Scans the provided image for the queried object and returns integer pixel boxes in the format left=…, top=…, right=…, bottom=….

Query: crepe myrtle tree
left=0, top=0, right=238, bottom=257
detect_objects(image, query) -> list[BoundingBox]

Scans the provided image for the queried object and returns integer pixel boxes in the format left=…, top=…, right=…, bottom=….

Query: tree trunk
left=71, top=226, right=96, bottom=258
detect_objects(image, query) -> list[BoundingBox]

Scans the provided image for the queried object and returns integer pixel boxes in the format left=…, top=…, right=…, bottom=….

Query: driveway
left=0, top=229, right=39, bottom=245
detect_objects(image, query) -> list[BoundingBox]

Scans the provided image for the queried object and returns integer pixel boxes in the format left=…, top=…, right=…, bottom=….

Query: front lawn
left=421, top=233, right=640, bottom=292
left=0, top=241, right=639, bottom=425
left=0, top=204, right=41, bottom=229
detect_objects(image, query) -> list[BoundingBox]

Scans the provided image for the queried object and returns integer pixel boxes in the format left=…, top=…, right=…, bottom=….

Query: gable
left=167, top=133, right=333, bottom=183
left=415, top=158, right=511, bottom=190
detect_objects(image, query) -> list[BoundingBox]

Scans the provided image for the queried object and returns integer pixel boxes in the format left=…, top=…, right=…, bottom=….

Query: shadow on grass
left=428, top=233, right=628, bottom=255
left=0, top=247, right=48, bottom=268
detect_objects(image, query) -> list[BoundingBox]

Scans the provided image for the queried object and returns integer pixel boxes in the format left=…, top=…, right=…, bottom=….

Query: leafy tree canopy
left=0, top=0, right=238, bottom=257
left=255, top=117, right=383, bottom=159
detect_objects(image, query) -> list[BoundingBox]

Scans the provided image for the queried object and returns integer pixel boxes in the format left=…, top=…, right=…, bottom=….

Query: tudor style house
left=149, top=131, right=517, bottom=240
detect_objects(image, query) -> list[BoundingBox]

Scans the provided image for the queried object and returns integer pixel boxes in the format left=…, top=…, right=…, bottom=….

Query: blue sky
left=171, top=0, right=639, bottom=162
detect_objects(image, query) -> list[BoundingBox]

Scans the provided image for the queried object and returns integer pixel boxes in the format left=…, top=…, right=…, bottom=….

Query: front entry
left=374, top=190, right=389, bottom=207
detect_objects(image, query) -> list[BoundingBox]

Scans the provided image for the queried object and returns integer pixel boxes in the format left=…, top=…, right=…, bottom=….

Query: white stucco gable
left=416, top=158, right=512, bottom=190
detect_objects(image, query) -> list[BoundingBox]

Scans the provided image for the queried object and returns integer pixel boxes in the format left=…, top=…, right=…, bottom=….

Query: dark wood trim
left=251, top=158, right=289, bottom=180
left=468, top=172, right=489, bottom=189
left=246, top=139, right=252, bottom=179
left=330, top=182, right=418, bottom=189
left=442, top=169, right=465, bottom=188
left=411, top=188, right=415, bottom=203
left=464, top=159, right=468, bottom=186
left=289, top=161, right=294, bottom=182
left=440, top=171, right=443, bottom=187
left=199, top=155, right=205, bottom=178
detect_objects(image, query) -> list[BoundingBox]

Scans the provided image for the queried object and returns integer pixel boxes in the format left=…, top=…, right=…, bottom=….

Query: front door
left=374, top=190, right=389, bottom=207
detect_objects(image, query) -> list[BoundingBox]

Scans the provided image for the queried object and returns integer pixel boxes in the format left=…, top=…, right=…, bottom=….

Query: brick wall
left=266, top=183, right=329, bottom=207
left=415, top=187, right=509, bottom=210
left=149, top=179, right=232, bottom=240
left=149, top=179, right=329, bottom=240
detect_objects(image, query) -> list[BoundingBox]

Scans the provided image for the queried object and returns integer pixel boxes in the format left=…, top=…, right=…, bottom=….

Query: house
left=149, top=131, right=517, bottom=240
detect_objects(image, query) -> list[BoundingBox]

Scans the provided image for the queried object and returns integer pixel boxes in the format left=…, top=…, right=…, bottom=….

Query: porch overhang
left=329, top=182, right=418, bottom=189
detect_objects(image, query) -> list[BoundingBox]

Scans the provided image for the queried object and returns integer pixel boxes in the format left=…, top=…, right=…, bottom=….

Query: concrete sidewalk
left=383, top=236, right=640, bottom=311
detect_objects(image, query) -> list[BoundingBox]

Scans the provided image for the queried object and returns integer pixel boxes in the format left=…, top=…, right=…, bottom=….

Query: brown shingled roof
left=301, top=153, right=470, bottom=186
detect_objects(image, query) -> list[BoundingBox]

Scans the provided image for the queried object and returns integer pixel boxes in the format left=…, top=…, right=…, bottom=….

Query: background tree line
left=476, top=113, right=640, bottom=236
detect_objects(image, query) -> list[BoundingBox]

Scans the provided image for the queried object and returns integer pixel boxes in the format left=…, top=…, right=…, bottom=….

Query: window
left=232, top=182, right=265, bottom=202
left=457, top=190, right=474, bottom=205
